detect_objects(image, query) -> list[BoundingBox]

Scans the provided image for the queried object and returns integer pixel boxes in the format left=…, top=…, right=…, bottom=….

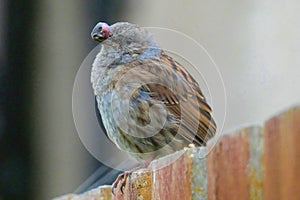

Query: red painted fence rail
left=54, top=106, right=300, bottom=200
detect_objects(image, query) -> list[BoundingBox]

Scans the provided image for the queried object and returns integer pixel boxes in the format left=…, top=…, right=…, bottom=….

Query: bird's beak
left=92, top=33, right=102, bottom=42
left=91, top=29, right=105, bottom=42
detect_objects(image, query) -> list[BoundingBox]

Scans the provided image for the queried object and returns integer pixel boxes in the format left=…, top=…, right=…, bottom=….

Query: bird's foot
left=112, top=158, right=153, bottom=195
left=112, top=170, right=131, bottom=194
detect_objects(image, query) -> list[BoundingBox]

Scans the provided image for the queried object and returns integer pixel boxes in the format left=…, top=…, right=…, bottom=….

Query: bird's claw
left=112, top=171, right=131, bottom=195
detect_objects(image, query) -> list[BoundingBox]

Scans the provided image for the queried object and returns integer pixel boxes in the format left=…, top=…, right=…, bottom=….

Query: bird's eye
left=98, top=26, right=102, bottom=31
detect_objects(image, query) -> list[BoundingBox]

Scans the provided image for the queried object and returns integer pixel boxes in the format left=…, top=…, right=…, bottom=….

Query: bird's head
left=91, top=22, right=159, bottom=56
left=91, top=22, right=111, bottom=42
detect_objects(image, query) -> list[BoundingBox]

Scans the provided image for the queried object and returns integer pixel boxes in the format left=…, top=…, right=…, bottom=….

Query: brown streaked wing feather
left=124, top=52, right=216, bottom=145
left=159, top=52, right=216, bottom=143
left=138, top=52, right=216, bottom=145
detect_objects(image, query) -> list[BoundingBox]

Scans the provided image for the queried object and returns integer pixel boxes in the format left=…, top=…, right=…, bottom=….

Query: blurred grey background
left=1, top=0, right=299, bottom=199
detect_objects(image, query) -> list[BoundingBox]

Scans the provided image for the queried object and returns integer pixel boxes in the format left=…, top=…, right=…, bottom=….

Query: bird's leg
left=112, top=158, right=153, bottom=194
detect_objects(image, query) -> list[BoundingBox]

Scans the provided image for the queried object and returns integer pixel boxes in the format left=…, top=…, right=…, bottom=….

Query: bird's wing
left=160, top=52, right=216, bottom=143
left=122, top=51, right=216, bottom=145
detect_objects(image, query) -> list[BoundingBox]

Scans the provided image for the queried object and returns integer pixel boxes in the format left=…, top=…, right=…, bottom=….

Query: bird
left=90, top=21, right=216, bottom=191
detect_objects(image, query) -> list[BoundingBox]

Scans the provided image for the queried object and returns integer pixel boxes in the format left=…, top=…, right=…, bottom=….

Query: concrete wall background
left=32, top=1, right=90, bottom=199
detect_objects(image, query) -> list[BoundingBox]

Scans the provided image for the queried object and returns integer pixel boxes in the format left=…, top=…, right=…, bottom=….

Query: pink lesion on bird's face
left=100, top=24, right=111, bottom=38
